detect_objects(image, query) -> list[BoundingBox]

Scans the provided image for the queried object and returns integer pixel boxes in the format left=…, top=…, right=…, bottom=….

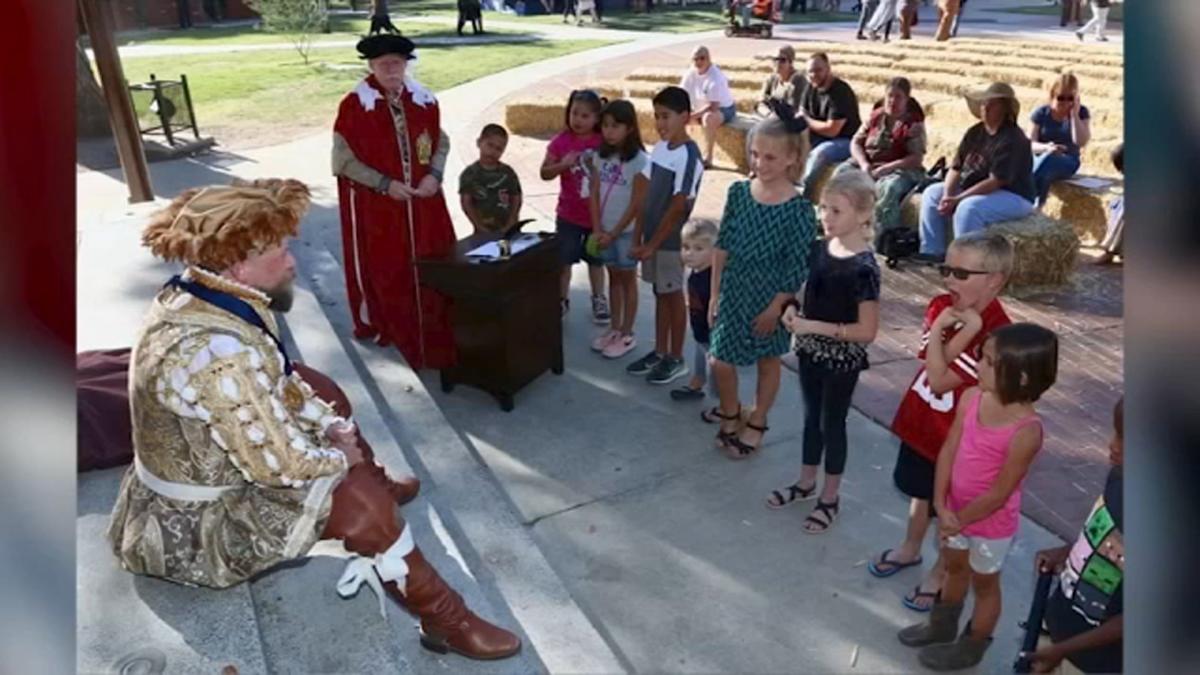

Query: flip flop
left=671, top=386, right=705, bottom=401
left=867, top=548, right=924, bottom=578
left=903, top=585, right=940, bottom=613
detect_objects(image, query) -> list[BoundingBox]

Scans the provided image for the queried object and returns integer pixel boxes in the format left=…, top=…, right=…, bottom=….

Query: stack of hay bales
left=501, top=36, right=1122, bottom=286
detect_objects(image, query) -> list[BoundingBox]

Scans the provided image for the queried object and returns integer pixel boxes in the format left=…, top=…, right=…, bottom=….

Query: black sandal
left=724, top=421, right=768, bottom=460
left=766, top=481, right=817, bottom=509
left=700, top=406, right=723, bottom=424
left=802, top=499, right=839, bottom=534
left=711, top=406, right=742, bottom=449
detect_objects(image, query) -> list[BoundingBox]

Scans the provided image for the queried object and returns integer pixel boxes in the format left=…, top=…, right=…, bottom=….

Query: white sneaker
left=602, top=333, right=637, bottom=359
left=591, top=329, right=619, bottom=352
left=591, top=294, right=611, bottom=325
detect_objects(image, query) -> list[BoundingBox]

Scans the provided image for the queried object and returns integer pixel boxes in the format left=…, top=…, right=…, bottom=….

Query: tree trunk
left=77, top=40, right=113, bottom=138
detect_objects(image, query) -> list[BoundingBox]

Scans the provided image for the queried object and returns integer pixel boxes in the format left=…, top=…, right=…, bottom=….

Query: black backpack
left=877, top=157, right=947, bottom=269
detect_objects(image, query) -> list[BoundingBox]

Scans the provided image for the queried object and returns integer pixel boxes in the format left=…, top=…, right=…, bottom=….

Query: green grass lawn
left=986, top=4, right=1123, bottom=23
left=511, top=6, right=856, bottom=33
left=112, top=15, right=518, bottom=47
left=121, top=38, right=614, bottom=149
left=348, top=0, right=857, bottom=34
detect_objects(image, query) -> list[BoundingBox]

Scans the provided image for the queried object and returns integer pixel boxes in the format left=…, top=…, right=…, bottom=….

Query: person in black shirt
left=917, top=82, right=1034, bottom=260
left=673, top=219, right=720, bottom=403
left=1023, top=397, right=1123, bottom=674
left=772, top=169, right=880, bottom=534
left=797, top=53, right=863, bottom=200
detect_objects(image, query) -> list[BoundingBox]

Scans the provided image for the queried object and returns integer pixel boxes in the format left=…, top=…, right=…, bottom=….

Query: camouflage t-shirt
left=458, top=161, right=522, bottom=232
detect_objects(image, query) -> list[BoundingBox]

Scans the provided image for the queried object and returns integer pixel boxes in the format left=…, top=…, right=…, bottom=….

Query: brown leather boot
left=388, top=550, right=522, bottom=660
left=358, top=440, right=421, bottom=506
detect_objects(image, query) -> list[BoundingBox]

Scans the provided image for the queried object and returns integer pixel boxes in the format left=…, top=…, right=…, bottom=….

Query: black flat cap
left=356, top=34, right=416, bottom=60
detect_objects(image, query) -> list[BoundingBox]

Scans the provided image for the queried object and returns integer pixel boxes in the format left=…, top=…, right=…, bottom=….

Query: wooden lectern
left=417, top=232, right=563, bottom=411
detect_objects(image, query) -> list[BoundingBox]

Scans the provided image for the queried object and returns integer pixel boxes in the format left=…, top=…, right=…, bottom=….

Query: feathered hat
left=142, top=178, right=311, bottom=271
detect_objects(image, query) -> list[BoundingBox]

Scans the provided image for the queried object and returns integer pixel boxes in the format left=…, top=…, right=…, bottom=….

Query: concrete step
left=78, top=467, right=270, bottom=675
left=287, top=226, right=627, bottom=673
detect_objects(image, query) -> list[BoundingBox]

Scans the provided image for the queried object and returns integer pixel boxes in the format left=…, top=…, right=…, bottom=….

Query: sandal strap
left=769, top=483, right=814, bottom=506
left=715, top=405, right=742, bottom=421
left=745, top=422, right=769, bottom=432
left=725, top=435, right=757, bottom=456
left=804, top=500, right=839, bottom=527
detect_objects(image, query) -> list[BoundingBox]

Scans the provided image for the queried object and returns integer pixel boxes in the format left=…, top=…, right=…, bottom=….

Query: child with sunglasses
left=867, top=231, right=1013, bottom=614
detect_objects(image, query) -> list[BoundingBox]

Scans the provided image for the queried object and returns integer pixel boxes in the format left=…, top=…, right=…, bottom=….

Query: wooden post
left=78, top=0, right=153, bottom=203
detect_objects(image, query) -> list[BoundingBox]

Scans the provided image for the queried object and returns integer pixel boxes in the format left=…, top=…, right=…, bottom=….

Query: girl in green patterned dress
left=709, top=115, right=819, bottom=460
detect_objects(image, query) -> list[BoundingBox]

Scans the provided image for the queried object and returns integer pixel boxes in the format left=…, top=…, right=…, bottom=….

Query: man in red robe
left=332, top=34, right=457, bottom=370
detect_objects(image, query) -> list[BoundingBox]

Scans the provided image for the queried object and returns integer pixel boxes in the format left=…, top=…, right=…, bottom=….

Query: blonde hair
left=821, top=168, right=877, bottom=241
left=682, top=218, right=719, bottom=246
left=1049, top=72, right=1080, bottom=101
left=749, top=117, right=810, bottom=183
left=948, top=231, right=1015, bottom=280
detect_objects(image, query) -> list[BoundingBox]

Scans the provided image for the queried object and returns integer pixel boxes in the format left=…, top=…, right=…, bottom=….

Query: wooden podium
left=417, top=232, right=563, bottom=411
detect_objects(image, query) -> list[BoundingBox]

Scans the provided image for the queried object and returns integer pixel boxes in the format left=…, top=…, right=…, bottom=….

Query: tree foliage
left=246, top=0, right=331, bottom=64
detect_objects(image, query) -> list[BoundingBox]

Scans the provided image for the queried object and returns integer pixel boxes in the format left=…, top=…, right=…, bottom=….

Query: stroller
left=725, top=0, right=781, bottom=38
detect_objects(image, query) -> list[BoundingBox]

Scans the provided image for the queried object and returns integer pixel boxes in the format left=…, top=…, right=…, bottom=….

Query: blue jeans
left=800, top=136, right=852, bottom=200
left=1031, top=151, right=1081, bottom=205
left=919, top=182, right=1034, bottom=255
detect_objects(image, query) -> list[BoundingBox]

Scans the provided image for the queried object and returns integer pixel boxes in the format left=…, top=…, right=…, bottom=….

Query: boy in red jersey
left=867, top=231, right=1014, bottom=612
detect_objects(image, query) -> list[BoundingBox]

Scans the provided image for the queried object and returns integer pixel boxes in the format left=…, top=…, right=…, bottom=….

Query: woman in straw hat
left=916, top=82, right=1035, bottom=261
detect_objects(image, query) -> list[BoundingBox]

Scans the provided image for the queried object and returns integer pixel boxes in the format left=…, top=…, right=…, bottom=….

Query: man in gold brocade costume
left=106, top=179, right=520, bottom=661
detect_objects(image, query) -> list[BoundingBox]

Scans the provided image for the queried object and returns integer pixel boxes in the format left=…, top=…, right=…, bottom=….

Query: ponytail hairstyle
left=751, top=99, right=810, bottom=182
left=598, top=99, right=645, bottom=162
left=563, top=89, right=606, bottom=135
left=821, top=168, right=878, bottom=244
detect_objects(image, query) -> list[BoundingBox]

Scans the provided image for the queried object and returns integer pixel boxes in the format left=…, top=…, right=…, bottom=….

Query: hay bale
left=990, top=213, right=1080, bottom=288
left=505, top=99, right=563, bottom=136
left=627, top=67, right=763, bottom=91
left=1042, top=179, right=1123, bottom=246
left=1065, top=64, right=1123, bottom=84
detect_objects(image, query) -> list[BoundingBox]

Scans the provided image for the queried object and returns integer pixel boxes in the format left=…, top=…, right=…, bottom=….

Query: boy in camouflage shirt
left=459, top=124, right=523, bottom=234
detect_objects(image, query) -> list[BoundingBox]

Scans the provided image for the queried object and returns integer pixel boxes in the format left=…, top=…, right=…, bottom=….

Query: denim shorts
left=719, top=104, right=737, bottom=124
left=597, top=231, right=637, bottom=270
left=556, top=217, right=603, bottom=266
left=945, top=533, right=1014, bottom=575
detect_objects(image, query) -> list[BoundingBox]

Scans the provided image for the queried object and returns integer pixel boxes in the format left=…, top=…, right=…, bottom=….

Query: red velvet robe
left=334, top=75, right=456, bottom=370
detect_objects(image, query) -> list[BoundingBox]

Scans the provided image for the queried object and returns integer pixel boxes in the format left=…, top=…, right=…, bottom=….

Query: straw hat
left=964, top=82, right=1019, bottom=120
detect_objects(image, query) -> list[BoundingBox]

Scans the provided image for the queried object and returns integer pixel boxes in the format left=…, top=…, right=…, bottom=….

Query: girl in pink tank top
left=900, top=323, right=1059, bottom=670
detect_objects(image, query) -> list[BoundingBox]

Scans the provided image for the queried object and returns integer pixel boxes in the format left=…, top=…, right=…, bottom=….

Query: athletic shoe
left=647, top=356, right=688, bottom=385
left=591, top=329, right=620, bottom=352
left=591, top=294, right=610, bottom=324
left=625, top=350, right=661, bottom=376
left=602, top=333, right=637, bottom=359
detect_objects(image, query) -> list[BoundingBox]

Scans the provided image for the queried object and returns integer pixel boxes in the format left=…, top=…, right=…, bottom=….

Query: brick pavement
left=464, top=32, right=1123, bottom=541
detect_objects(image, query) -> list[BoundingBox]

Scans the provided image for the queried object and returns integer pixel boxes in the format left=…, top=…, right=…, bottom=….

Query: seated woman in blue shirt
left=1028, top=73, right=1092, bottom=208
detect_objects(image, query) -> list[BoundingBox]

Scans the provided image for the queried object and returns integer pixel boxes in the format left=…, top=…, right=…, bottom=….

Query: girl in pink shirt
left=541, top=89, right=607, bottom=321
left=899, top=322, right=1059, bottom=671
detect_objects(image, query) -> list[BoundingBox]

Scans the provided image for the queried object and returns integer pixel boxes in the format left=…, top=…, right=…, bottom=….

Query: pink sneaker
left=602, top=333, right=637, bottom=359
left=591, top=329, right=619, bottom=352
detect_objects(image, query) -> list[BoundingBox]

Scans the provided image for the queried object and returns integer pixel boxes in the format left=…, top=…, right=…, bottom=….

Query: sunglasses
left=773, top=57, right=791, bottom=63
left=937, top=264, right=991, bottom=280
left=1056, top=95, right=1075, bottom=102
